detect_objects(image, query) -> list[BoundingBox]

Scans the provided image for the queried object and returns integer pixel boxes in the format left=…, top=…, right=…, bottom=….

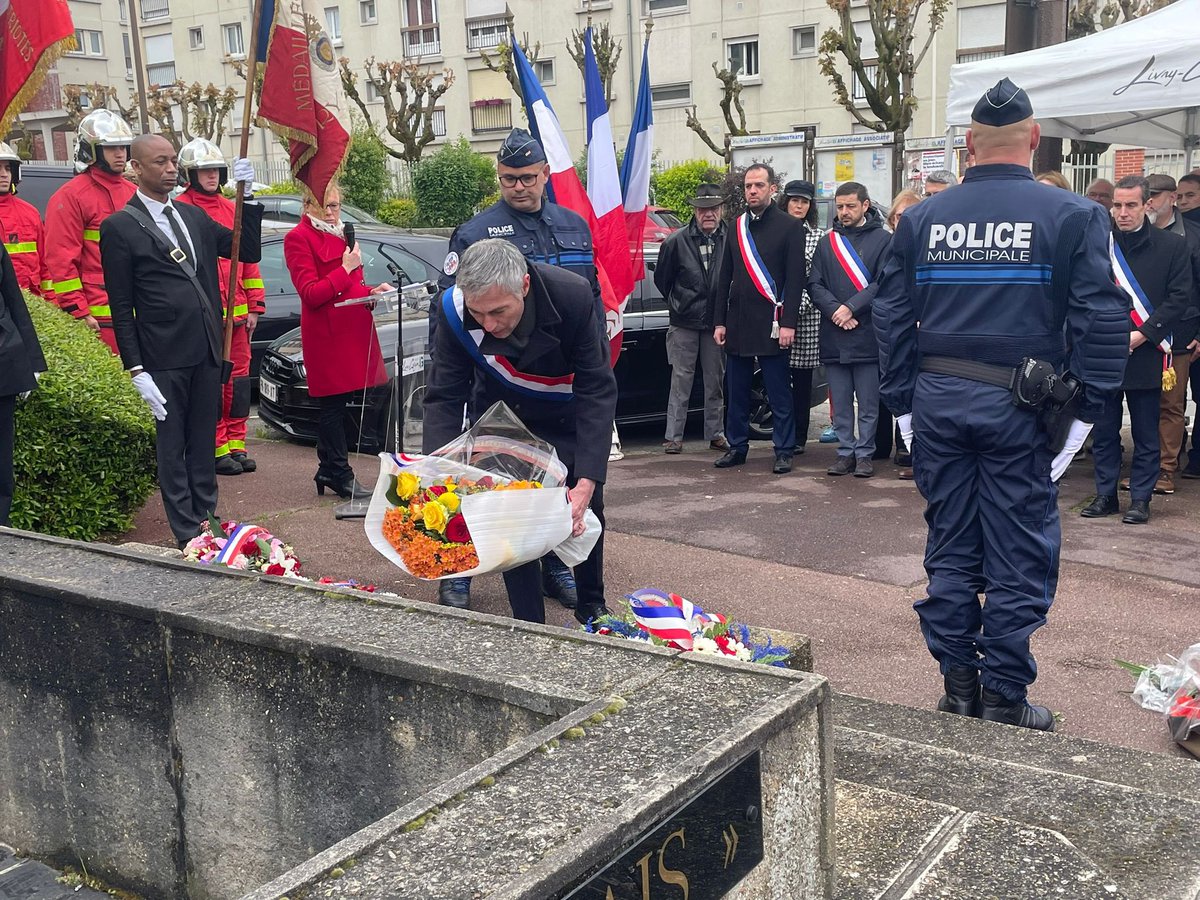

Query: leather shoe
left=980, top=688, right=1056, bottom=732
left=898, top=467, right=914, bottom=480
left=314, top=473, right=371, bottom=499
left=714, top=450, right=747, bottom=468
left=709, top=436, right=731, bottom=451
left=827, top=455, right=856, bottom=476
left=1154, top=471, right=1175, bottom=495
left=575, top=603, right=610, bottom=626
left=215, top=455, right=243, bottom=476
left=438, top=577, right=471, bottom=609
left=853, top=458, right=874, bottom=478
left=663, top=441, right=683, bottom=454
left=772, top=455, right=792, bottom=474
left=1122, top=499, right=1150, bottom=524
left=1119, top=476, right=1131, bottom=491
left=1080, top=494, right=1119, bottom=518
left=937, top=666, right=981, bottom=718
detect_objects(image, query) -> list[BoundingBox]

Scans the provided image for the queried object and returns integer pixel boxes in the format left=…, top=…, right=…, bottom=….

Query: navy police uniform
left=874, top=80, right=1128, bottom=715
left=424, top=261, right=617, bottom=624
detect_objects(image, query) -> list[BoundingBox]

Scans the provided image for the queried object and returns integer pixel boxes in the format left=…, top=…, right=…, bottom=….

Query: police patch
left=487, top=224, right=516, bottom=237
left=442, top=251, right=459, bottom=276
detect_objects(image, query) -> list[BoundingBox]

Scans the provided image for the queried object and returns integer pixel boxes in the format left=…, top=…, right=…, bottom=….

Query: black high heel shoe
left=314, top=473, right=371, bottom=499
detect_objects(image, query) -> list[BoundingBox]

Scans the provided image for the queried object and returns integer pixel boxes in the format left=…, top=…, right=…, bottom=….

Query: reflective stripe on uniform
left=83, top=229, right=100, bottom=241
left=3, top=241, right=36, bottom=254
left=242, top=278, right=264, bottom=289
left=40, top=279, right=53, bottom=291
left=231, top=304, right=249, bottom=318
left=90, top=305, right=111, bottom=317
left=215, top=442, right=233, bottom=458
left=228, top=439, right=246, bottom=452
left=53, top=278, right=83, bottom=293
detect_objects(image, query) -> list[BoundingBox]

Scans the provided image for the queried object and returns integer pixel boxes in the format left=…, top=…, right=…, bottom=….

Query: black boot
left=438, top=577, right=471, bottom=609
left=215, top=455, right=243, bottom=476
left=980, top=688, right=1056, bottom=732
left=937, top=666, right=981, bottom=717
left=232, top=450, right=257, bottom=473
left=714, top=449, right=747, bottom=468
left=1122, top=499, right=1150, bottom=524
left=1080, top=494, right=1119, bottom=518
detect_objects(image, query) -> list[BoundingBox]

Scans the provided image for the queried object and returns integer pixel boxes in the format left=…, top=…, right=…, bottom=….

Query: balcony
left=470, top=99, right=512, bottom=134
left=851, top=63, right=878, bottom=103
left=401, top=24, right=441, bottom=58
left=465, top=15, right=507, bottom=52
left=146, top=62, right=177, bottom=86
left=141, top=0, right=170, bottom=20
left=431, top=107, right=447, bottom=137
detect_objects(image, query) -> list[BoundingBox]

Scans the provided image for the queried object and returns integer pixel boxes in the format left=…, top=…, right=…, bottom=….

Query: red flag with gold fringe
left=0, top=0, right=75, bottom=134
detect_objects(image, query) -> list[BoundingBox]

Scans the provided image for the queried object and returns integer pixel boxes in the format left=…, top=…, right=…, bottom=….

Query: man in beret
left=432, top=127, right=603, bottom=613
left=874, top=78, right=1128, bottom=731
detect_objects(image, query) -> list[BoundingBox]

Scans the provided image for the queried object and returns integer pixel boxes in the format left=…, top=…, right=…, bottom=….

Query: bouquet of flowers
left=1118, top=642, right=1200, bottom=758
left=365, top=403, right=601, bottom=580
left=183, top=518, right=302, bottom=577
left=585, top=588, right=794, bottom=668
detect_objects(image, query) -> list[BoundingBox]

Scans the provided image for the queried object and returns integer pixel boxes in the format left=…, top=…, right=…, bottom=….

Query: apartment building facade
left=18, top=0, right=1006, bottom=179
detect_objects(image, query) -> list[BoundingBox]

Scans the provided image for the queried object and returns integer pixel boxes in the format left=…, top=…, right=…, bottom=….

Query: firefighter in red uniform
left=175, top=138, right=266, bottom=475
left=44, top=109, right=137, bottom=352
left=0, top=142, right=53, bottom=302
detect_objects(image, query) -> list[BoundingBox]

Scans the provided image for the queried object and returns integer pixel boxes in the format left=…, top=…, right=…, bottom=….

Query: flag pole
left=221, top=0, right=266, bottom=383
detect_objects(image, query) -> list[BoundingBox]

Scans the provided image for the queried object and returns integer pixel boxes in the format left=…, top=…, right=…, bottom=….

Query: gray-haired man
left=924, top=169, right=957, bottom=196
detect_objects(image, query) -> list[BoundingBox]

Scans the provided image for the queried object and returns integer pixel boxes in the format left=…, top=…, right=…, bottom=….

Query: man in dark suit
left=0, top=244, right=47, bottom=526
left=100, top=134, right=262, bottom=547
left=423, top=239, right=617, bottom=626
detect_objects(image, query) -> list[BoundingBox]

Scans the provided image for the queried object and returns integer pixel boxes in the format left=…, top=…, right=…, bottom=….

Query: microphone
left=343, top=223, right=355, bottom=251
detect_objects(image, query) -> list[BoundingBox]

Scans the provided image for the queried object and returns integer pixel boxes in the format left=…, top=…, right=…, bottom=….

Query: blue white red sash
left=829, top=232, right=871, bottom=292
left=627, top=588, right=726, bottom=651
left=441, top=287, right=574, bottom=402
left=214, top=523, right=269, bottom=564
left=736, top=213, right=783, bottom=327
left=1112, top=241, right=1174, bottom=384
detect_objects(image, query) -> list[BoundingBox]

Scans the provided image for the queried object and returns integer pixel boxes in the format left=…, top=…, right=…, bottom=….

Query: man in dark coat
left=653, top=183, right=729, bottom=454
left=1081, top=174, right=1192, bottom=525
left=424, top=239, right=617, bottom=626
left=0, top=245, right=47, bottom=526
left=808, top=182, right=893, bottom=477
left=101, top=134, right=262, bottom=548
left=712, top=163, right=806, bottom=474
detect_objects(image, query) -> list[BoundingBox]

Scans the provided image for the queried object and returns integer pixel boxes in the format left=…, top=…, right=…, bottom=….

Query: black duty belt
left=919, top=356, right=1017, bottom=390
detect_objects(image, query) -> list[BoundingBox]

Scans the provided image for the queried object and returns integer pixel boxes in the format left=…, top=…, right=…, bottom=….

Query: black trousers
left=151, top=361, right=222, bottom=545
left=502, top=478, right=605, bottom=624
left=0, top=394, right=14, bottom=527
left=790, top=367, right=814, bottom=451
left=316, top=392, right=355, bottom=482
left=873, top=403, right=909, bottom=461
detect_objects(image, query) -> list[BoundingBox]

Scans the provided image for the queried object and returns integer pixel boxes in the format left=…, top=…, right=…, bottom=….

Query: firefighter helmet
left=75, top=109, right=135, bottom=170
left=178, top=138, right=229, bottom=192
left=0, top=141, right=20, bottom=192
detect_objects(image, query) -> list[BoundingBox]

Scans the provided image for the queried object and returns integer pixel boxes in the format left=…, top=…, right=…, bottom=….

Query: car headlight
left=296, top=363, right=306, bottom=380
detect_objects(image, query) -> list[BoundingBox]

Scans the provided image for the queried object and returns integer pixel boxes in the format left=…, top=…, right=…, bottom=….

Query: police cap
left=497, top=128, right=547, bottom=167
left=971, top=78, right=1034, bottom=127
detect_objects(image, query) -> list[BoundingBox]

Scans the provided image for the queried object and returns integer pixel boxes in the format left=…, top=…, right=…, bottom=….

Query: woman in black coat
left=0, top=245, right=47, bottom=525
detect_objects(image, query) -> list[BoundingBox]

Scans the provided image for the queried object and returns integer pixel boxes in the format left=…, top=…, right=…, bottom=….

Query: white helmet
left=178, top=138, right=228, bottom=191
left=76, top=109, right=135, bottom=170
left=0, top=141, right=20, bottom=192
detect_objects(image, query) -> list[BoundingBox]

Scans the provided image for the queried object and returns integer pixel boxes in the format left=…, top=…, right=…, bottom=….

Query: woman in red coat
left=283, top=185, right=390, bottom=498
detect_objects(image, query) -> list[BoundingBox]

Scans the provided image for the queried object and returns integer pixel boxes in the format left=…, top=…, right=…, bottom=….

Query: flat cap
left=497, top=127, right=547, bottom=167
left=782, top=179, right=815, bottom=200
left=971, top=78, right=1033, bottom=127
left=1147, top=173, right=1177, bottom=193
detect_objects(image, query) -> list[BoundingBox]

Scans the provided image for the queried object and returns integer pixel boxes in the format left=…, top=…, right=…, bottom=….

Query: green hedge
left=377, top=197, right=418, bottom=228
left=12, top=297, right=158, bottom=540
left=341, top=128, right=390, bottom=215
left=655, top=160, right=726, bottom=218
left=412, top=137, right=498, bottom=227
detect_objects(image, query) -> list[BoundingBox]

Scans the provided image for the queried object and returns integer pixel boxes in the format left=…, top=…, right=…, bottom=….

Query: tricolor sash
left=1112, top=242, right=1175, bottom=390
left=829, top=231, right=871, bottom=292
left=627, top=588, right=726, bottom=651
left=213, top=523, right=270, bottom=565
left=441, top=287, right=574, bottom=402
left=735, top=213, right=783, bottom=335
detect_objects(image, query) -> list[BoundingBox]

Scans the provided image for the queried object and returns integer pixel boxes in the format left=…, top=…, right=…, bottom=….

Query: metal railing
left=431, top=108, right=447, bottom=137
left=401, top=25, right=441, bottom=58
left=851, top=64, right=878, bottom=102
left=470, top=100, right=512, bottom=134
left=146, top=62, right=177, bottom=86
left=141, top=0, right=170, bottom=20
left=956, top=48, right=1003, bottom=64
left=465, top=15, right=507, bottom=51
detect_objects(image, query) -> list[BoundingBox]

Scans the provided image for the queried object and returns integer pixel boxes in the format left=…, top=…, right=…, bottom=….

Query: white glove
left=232, top=157, right=255, bottom=197
left=897, top=413, right=913, bottom=449
left=1050, top=419, right=1092, bottom=482
left=18, top=371, right=42, bottom=401
left=132, top=371, right=168, bottom=421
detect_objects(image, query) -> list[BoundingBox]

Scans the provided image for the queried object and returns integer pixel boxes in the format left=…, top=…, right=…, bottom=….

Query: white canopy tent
left=945, top=0, right=1200, bottom=169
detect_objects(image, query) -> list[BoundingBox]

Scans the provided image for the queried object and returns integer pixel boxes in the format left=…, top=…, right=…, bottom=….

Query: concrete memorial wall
left=0, top=530, right=835, bottom=899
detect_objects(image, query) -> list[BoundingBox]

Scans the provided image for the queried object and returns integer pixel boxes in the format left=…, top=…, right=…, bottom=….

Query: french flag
left=254, top=0, right=351, bottom=205
left=512, top=34, right=631, bottom=366
left=620, top=36, right=654, bottom=283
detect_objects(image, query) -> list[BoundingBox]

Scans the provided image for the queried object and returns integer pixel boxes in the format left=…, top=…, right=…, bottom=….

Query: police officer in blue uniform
left=434, top=128, right=604, bottom=612
left=874, top=79, right=1128, bottom=731
left=424, top=239, right=616, bottom=625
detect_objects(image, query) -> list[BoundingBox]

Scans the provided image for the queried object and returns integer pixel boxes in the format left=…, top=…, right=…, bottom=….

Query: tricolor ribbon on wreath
left=212, top=523, right=272, bottom=565
left=627, top=588, right=727, bottom=651
left=829, top=231, right=872, bottom=292
left=735, top=213, right=783, bottom=339
left=1111, top=242, right=1176, bottom=391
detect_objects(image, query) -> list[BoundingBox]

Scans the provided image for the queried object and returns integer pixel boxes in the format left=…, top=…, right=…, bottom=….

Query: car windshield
left=340, top=203, right=382, bottom=225
left=653, top=210, right=685, bottom=229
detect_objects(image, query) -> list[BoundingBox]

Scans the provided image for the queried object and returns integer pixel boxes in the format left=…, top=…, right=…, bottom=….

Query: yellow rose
left=396, top=471, right=419, bottom=501
left=439, top=490, right=461, bottom=514
left=423, top=500, right=449, bottom=534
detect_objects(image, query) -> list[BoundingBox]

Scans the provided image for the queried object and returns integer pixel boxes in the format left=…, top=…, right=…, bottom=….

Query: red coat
left=283, top=215, right=387, bottom=398
left=0, top=193, right=53, bottom=301
left=43, top=167, right=136, bottom=321
left=176, top=187, right=266, bottom=321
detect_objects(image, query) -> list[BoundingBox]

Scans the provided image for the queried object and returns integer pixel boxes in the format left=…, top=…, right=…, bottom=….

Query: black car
left=16, top=164, right=76, bottom=215
left=256, top=194, right=384, bottom=227
left=258, top=248, right=826, bottom=453
left=251, top=225, right=449, bottom=380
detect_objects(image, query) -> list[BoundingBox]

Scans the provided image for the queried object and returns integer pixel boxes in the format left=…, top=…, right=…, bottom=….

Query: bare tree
left=567, top=22, right=622, bottom=105
left=64, top=81, right=236, bottom=147
left=684, top=62, right=750, bottom=164
left=339, top=56, right=455, bottom=164
left=1067, top=0, right=1173, bottom=38
left=480, top=32, right=542, bottom=99
left=63, top=83, right=138, bottom=130
left=819, top=0, right=950, bottom=193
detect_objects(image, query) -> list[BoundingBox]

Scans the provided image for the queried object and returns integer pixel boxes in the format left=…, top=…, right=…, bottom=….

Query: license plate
left=260, top=377, right=278, bottom=403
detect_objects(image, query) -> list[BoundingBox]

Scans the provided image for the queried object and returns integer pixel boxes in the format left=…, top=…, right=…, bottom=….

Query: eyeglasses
left=308, top=201, right=341, bottom=211
left=499, top=173, right=541, bottom=188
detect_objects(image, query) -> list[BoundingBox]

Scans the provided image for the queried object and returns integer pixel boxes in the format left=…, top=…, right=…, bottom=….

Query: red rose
left=265, top=563, right=286, bottom=576
left=428, top=485, right=447, bottom=497
left=477, top=476, right=494, bottom=489
left=445, top=514, right=472, bottom=544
